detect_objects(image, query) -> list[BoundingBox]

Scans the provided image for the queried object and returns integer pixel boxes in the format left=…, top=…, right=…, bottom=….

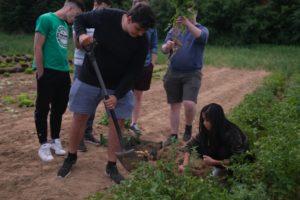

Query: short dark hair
left=95, top=0, right=112, bottom=5
left=66, top=0, right=85, bottom=11
left=127, top=4, right=155, bottom=29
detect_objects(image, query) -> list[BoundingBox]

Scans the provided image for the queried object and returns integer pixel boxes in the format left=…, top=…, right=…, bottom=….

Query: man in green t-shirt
left=32, top=0, right=84, bottom=162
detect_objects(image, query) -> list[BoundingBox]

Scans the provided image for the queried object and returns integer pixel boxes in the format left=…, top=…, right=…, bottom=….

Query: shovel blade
left=116, top=149, right=141, bottom=172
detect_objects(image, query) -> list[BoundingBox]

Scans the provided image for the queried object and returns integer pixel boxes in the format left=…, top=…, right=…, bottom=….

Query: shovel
left=85, top=42, right=140, bottom=172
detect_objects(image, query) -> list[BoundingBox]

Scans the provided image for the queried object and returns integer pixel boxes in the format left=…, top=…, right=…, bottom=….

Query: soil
left=0, top=66, right=269, bottom=200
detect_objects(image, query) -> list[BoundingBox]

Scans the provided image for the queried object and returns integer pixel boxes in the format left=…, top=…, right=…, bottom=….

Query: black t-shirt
left=74, top=8, right=148, bottom=99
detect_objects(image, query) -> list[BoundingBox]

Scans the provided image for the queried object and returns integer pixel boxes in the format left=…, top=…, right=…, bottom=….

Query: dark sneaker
left=84, top=133, right=100, bottom=145
left=162, top=134, right=178, bottom=147
left=78, top=140, right=87, bottom=152
left=105, top=164, right=124, bottom=184
left=129, top=123, right=141, bottom=136
left=57, top=158, right=76, bottom=178
left=183, top=130, right=192, bottom=142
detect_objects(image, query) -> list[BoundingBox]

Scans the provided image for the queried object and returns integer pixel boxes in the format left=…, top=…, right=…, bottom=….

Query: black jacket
left=185, top=122, right=249, bottom=162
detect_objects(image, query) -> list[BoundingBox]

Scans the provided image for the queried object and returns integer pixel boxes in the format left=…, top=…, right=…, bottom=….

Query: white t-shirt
left=73, top=28, right=95, bottom=66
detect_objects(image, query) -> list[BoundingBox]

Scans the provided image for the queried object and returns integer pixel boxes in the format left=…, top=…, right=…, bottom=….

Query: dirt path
left=0, top=66, right=269, bottom=200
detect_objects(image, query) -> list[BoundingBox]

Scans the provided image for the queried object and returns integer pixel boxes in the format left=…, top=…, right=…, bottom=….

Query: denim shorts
left=68, top=79, right=133, bottom=119
left=163, top=68, right=202, bottom=104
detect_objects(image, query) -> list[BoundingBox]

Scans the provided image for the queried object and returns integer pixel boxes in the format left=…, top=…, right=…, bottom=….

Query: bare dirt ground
left=0, top=66, right=269, bottom=200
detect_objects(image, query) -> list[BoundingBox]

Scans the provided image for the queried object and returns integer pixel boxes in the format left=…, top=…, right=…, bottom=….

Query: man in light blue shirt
left=161, top=11, right=209, bottom=143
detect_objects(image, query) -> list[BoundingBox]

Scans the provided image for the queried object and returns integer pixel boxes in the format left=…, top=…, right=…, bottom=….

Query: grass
left=0, top=31, right=299, bottom=74
left=0, top=32, right=33, bottom=55
left=0, top=32, right=75, bottom=58
left=204, top=45, right=300, bottom=73
left=157, top=42, right=300, bottom=74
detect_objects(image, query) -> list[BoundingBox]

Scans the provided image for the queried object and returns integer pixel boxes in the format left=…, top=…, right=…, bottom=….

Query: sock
left=67, top=152, right=77, bottom=162
left=185, top=125, right=192, bottom=134
left=107, top=161, right=116, bottom=168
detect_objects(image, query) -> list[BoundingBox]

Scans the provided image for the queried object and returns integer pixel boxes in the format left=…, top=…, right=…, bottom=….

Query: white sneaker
left=38, top=143, right=54, bottom=162
left=51, top=139, right=66, bottom=156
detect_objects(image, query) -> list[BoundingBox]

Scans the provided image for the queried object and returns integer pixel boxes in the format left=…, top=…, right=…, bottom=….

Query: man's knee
left=183, top=100, right=196, bottom=109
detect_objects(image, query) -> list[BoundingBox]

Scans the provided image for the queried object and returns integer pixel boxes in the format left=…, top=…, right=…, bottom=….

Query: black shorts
left=163, top=68, right=202, bottom=104
left=133, top=63, right=154, bottom=91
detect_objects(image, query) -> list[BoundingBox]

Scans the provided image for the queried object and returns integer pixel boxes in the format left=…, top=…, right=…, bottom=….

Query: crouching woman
left=179, top=103, right=249, bottom=177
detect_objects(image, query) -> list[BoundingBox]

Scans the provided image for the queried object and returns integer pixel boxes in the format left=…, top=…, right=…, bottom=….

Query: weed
left=2, top=95, right=14, bottom=104
left=24, top=67, right=33, bottom=74
left=3, top=72, right=10, bottom=77
left=17, top=93, right=34, bottom=107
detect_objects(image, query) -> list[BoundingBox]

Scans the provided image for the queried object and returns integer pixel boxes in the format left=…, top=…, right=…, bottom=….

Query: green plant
left=152, top=65, right=167, bottom=80
left=97, top=113, right=131, bottom=129
left=3, top=72, right=10, bottom=77
left=17, top=93, right=34, bottom=107
left=98, top=113, right=109, bottom=126
left=2, top=95, right=14, bottom=104
left=24, top=67, right=33, bottom=74
left=167, top=0, right=197, bottom=53
left=99, top=134, right=108, bottom=147
left=124, top=118, right=131, bottom=129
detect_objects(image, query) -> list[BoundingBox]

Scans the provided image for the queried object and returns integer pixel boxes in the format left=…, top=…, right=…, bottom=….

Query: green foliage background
left=0, top=0, right=299, bottom=44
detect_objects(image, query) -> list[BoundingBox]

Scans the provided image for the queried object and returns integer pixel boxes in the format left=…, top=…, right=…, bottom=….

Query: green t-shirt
left=32, top=12, right=69, bottom=72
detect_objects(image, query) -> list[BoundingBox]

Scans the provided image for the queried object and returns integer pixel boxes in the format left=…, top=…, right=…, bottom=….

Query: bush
left=198, top=0, right=300, bottom=44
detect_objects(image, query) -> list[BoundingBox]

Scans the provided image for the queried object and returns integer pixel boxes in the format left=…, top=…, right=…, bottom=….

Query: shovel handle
left=86, top=45, right=125, bottom=150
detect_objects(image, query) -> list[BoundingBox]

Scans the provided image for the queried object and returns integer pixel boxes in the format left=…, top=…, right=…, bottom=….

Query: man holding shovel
left=57, top=4, right=155, bottom=184
left=73, top=0, right=112, bottom=152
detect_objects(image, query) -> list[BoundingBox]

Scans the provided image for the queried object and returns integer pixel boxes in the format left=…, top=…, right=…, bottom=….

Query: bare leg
left=170, top=103, right=182, bottom=135
left=131, top=90, right=143, bottom=124
left=68, top=113, right=89, bottom=154
left=183, top=100, right=196, bottom=126
left=107, top=118, right=125, bottom=162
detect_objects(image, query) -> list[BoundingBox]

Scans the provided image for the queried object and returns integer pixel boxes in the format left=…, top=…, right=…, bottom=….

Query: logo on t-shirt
left=56, top=25, right=68, bottom=48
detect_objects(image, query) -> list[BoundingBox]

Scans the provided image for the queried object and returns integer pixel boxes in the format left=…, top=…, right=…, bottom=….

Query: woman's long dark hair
left=199, top=103, right=231, bottom=155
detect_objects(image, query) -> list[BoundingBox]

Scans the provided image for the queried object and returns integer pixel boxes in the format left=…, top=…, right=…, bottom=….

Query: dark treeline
left=0, top=0, right=299, bottom=45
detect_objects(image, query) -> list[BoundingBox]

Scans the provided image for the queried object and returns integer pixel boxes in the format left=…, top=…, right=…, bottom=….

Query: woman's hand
left=203, top=155, right=219, bottom=166
left=178, top=164, right=186, bottom=173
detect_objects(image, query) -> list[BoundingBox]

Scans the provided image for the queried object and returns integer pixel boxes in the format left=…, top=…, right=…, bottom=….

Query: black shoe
left=106, top=164, right=124, bottom=184
left=78, top=140, right=87, bottom=152
left=163, top=134, right=178, bottom=147
left=57, top=157, right=76, bottom=178
left=183, top=130, right=192, bottom=142
left=84, top=133, right=100, bottom=145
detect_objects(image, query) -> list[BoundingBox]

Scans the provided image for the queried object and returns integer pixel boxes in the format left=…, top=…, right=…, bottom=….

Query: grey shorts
left=163, top=68, right=202, bottom=104
left=69, top=79, right=133, bottom=119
